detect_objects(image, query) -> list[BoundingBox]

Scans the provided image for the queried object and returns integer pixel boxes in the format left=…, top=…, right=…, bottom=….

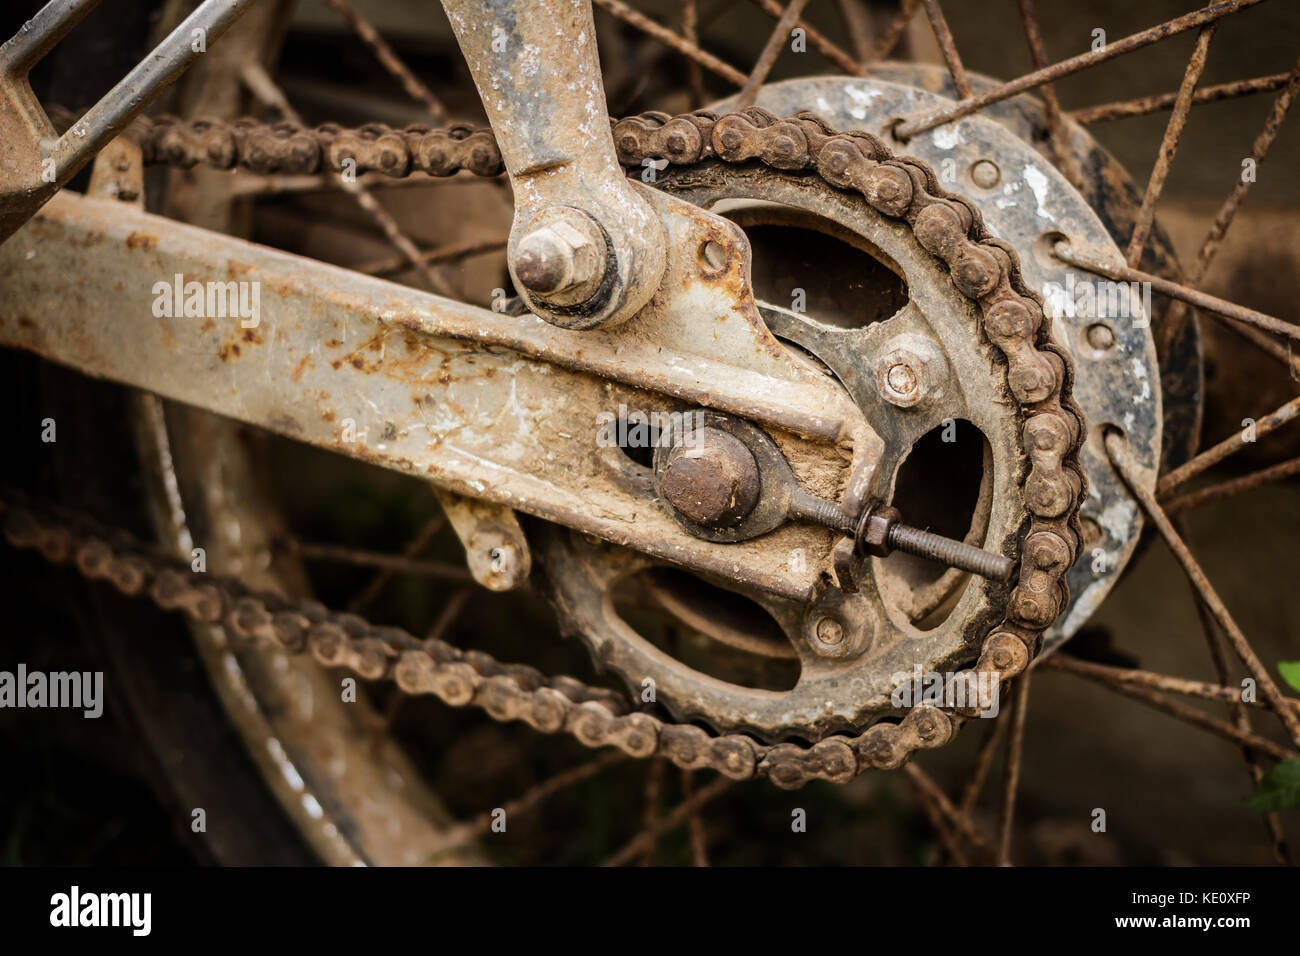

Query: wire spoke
left=681, top=0, right=708, bottom=109
left=240, top=62, right=457, bottom=296
left=602, top=774, right=734, bottom=866
left=1046, top=653, right=1298, bottom=763
left=1071, top=71, right=1294, bottom=124
left=1157, top=394, right=1300, bottom=496
left=835, top=0, right=874, bottom=64
left=1157, top=52, right=1300, bottom=357
left=680, top=768, right=711, bottom=866
left=1107, top=431, right=1300, bottom=745
left=752, top=0, right=863, bottom=76
left=356, top=236, right=508, bottom=279
left=870, top=0, right=920, bottom=63
left=1161, top=457, right=1300, bottom=517
left=1055, top=243, right=1300, bottom=344
left=895, top=0, right=1263, bottom=140
left=1125, top=24, right=1216, bottom=267
left=281, top=537, right=473, bottom=582
left=1017, top=0, right=1082, bottom=190
left=738, top=0, right=813, bottom=108
left=1042, top=654, right=1300, bottom=720
left=920, top=0, right=972, bottom=98
left=324, top=0, right=448, bottom=122
left=900, top=762, right=994, bottom=860
left=593, top=0, right=747, bottom=87
left=997, top=670, right=1030, bottom=866
left=1183, top=562, right=1292, bottom=865
left=346, top=509, right=448, bottom=612
left=430, top=750, right=629, bottom=860
left=903, top=765, right=970, bottom=866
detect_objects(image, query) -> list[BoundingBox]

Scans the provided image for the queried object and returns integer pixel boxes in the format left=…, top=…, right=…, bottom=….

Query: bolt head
left=815, top=617, right=844, bottom=645
left=511, top=207, right=608, bottom=307
left=875, top=336, right=947, bottom=409
left=661, top=427, right=760, bottom=529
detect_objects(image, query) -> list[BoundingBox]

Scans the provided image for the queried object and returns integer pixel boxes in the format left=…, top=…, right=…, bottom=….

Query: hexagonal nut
left=856, top=503, right=900, bottom=558
left=874, top=334, right=948, bottom=409
left=511, top=206, right=610, bottom=308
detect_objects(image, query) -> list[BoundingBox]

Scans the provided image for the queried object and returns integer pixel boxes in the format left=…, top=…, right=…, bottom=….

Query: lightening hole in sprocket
left=611, top=568, right=799, bottom=692
left=879, top=419, right=992, bottom=630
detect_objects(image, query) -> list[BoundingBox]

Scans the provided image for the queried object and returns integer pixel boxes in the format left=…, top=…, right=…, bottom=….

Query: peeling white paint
left=1022, top=166, right=1053, bottom=221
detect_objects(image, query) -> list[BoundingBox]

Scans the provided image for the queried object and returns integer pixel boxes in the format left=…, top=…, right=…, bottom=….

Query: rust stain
left=240, top=327, right=264, bottom=345
left=291, top=354, right=314, bottom=383
left=125, top=231, right=158, bottom=251
left=200, top=318, right=216, bottom=333
left=218, top=342, right=242, bottom=361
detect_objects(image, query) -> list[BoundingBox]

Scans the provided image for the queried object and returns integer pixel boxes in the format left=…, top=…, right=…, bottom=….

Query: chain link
left=14, top=107, right=1085, bottom=787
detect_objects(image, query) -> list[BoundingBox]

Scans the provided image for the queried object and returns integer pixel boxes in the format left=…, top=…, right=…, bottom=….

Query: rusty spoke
left=1126, top=25, right=1216, bottom=267
left=1042, top=654, right=1300, bottom=720
left=750, top=0, right=864, bottom=77
left=593, top=0, right=747, bottom=87
left=281, top=537, right=474, bottom=583
left=1055, top=243, right=1300, bottom=344
left=835, top=0, right=873, bottom=64
left=1161, top=458, right=1300, bottom=517
left=680, top=768, right=711, bottom=866
left=902, top=764, right=970, bottom=866
left=895, top=0, right=1262, bottom=140
left=602, top=774, right=734, bottom=866
left=1071, top=71, right=1294, bottom=124
left=681, top=0, right=708, bottom=109
left=904, top=764, right=993, bottom=863
left=1107, top=431, right=1300, bottom=745
left=870, top=0, right=920, bottom=63
left=324, top=0, right=448, bottom=122
left=239, top=62, right=456, bottom=297
left=346, top=509, right=448, bottom=612
left=356, top=236, right=508, bottom=279
left=920, top=0, right=971, bottom=98
left=900, top=762, right=995, bottom=859
left=1183, top=563, right=1292, bottom=865
left=997, top=670, right=1030, bottom=866
left=738, top=0, right=813, bottom=109
left=431, top=750, right=629, bottom=859
left=1157, top=394, right=1300, bottom=496
left=1017, top=0, right=1083, bottom=190
left=1047, top=652, right=1298, bottom=763
left=1157, top=53, right=1300, bottom=356
left=424, top=584, right=474, bottom=645
left=638, top=756, right=667, bottom=865
left=959, top=716, right=1007, bottom=816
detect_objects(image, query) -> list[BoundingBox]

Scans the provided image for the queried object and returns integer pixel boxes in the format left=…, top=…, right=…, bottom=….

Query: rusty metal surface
left=0, top=188, right=861, bottom=602
left=442, top=0, right=665, bottom=328
left=541, top=105, right=1085, bottom=741
left=723, top=74, right=1163, bottom=651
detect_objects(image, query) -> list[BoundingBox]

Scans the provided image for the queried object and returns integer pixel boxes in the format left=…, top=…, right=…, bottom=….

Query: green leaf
left=1244, top=759, right=1300, bottom=812
left=1279, top=660, right=1300, bottom=694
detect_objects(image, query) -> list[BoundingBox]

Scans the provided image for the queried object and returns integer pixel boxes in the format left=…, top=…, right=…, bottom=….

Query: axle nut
left=661, top=427, right=760, bottom=529
left=512, top=206, right=609, bottom=308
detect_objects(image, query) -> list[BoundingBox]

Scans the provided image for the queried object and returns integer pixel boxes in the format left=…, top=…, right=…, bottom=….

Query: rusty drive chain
left=9, top=107, right=1086, bottom=788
